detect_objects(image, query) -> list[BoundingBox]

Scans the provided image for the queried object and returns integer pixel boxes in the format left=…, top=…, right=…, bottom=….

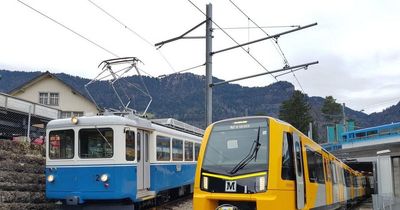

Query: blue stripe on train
left=46, top=165, right=137, bottom=203
left=45, top=163, right=196, bottom=203
left=150, top=163, right=197, bottom=192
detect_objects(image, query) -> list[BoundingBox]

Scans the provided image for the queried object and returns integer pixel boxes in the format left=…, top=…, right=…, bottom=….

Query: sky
left=0, top=0, right=399, bottom=114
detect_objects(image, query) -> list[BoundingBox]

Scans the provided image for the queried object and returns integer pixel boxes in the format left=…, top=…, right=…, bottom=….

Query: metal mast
left=205, top=4, right=213, bottom=126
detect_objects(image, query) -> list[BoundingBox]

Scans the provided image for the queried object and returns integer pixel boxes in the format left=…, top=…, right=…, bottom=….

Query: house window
left=49, top=93, right=59, bottom=105
left=39, top=93, right=48, bottom=105
left=61, top=111, right=84, bottom=119
left=39, top=92, right=59, bottom=106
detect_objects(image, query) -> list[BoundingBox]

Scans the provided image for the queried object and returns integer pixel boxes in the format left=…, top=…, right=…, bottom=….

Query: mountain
left=1, top=69, right=399, bottom=142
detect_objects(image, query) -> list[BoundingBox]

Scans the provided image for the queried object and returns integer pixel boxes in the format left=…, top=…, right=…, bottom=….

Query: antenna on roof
left=84, top=57, right=153, bottom=116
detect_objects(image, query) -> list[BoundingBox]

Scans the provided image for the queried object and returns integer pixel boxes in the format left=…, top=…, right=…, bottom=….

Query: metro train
left=194, top=116, right=369, bottom=210
left=45, top=113, right=202, bottom=208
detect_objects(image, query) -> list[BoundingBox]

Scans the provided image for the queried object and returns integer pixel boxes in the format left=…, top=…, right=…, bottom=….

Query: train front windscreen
left=202, top=118, right=269, bottom=176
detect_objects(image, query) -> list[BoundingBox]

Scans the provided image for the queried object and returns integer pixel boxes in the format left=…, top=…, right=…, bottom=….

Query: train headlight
left=259, top=176, right=266, bottom=191
left=202, top=176, right=209, bottom=190
left=71, top=116, right=79, bottom=125
left=47, top=175, right=55, bottom=183
left=100, top=174, right=109, bottom=182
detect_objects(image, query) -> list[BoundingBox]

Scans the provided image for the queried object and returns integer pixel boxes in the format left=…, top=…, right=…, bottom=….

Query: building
left=323, top=122, right=400, bottom=204
left=8, top=71, right=98, bottom=118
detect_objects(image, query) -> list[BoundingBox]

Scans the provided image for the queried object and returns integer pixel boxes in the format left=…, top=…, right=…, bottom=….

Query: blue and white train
left=45, top=113, right=202, bottom=207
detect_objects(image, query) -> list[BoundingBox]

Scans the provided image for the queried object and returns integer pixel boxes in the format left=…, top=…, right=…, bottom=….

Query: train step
left=136, top=189, right=156, bottom=201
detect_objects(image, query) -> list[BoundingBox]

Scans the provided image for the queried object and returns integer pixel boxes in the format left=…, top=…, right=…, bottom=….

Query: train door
left=324, top=158, right=332, bottom=205
left=137, top=130, right=151, bottom=190
left=292, top=133, right=305, bottom=209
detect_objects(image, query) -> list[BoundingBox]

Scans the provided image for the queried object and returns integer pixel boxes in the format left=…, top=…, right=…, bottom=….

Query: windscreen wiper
left=229, top=126, right=261, bottom=175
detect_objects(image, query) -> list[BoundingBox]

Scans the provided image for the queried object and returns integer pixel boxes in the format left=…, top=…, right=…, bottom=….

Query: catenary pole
left=205, top=4, right=213, bottom=126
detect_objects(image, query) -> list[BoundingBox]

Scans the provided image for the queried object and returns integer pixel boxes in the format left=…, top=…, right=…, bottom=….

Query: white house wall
left=12, top=76, right=98, bottom=116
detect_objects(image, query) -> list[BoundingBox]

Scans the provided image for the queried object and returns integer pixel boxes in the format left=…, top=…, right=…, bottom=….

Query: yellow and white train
left=194, top=116, right=369, bottom=210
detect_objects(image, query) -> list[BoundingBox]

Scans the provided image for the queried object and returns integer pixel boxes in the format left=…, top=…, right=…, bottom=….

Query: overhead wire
left=87, top=0, right=177, bottom=73
left=17, top=0, right=118, bottom=58
left=17, top=0, right=156, bottom=78
left=186, top=0, right=278, bottom=82
left=228, top=0, right=307, bottom=93
left=88, top=0, right=206, bottom=78
left=157, top=63, right=205, bottom=78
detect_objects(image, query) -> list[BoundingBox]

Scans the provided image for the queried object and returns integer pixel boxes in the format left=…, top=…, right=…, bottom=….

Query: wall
left=0, top=140, right=54, bottom=210
left=393, top=157, right=400, bottom=197
left=12, top=76, right=98, bottom=116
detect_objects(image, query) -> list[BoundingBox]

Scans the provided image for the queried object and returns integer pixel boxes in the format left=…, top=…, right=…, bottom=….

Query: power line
left=186, top=0, right=278, bottom=81
left=17, top=0, right=119, bottom=58
left=228, top=0, right=307, bottom=92
left=87, top=0, right=177, bottom=73
left=228, top=0, right=289, bottom=66
left=157, top=63, right=205, bottom=78
left=18, top=0, right=155, bottom=77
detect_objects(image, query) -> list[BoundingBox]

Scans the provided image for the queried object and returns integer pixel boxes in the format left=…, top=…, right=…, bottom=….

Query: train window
left=156, top=135, right=171, bottom=161
left=355, top=132, right=366, bottom=138
left=185, top=141, right=194, bottom=161
left=336, top=164, right=342, bottom=184
left=172, top=138, right=183, bottom=161
left=295, top=142, right=302, bottom=175
left=202, top=118, right=268, bottom=176
left=79, top=128, right=113, bottom=158
left=145, top=133, right=149, bottom=162
left=49, top=129, right=74, bottom=159
left=125, top=131, right=135, bottom=161
left=195, top=143, right=201, bottom=161
left=344, top=170, right=351, bottom=187
left=282, top=132, right=295, bottom=180
left=366, top=130, right=378, bottom=136
left=137, top=132, right=141, bottom=162
left=324, top=159, right=331, bottom=182
left=331, top=162, right=337, bottom=184
left=306, top=148, right=325, bottom=184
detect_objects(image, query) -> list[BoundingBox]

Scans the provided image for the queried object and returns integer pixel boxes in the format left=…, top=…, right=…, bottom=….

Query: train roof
left=47, top=115, right=203, bottom=139
left=47, top=115, right=153, bottom=130
left=152, top=118, right=204, bottom=137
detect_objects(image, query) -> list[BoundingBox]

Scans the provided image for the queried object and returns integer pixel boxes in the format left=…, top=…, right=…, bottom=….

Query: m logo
left=225, top=181, right=237, bottom=192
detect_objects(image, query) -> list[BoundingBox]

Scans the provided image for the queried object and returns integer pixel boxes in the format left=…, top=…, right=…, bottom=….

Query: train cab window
left=195, top=143, right=201, bottom=161
left=79, top=128, right=113, bottom=158
left=306, top=148, right=325, bottom=184
left=49, top=129, right=74, bottom=159
left=185, top=141, right=194, bottom=161
left=156, top=135, right=171, bottom=161
left=172, top=138, right=183, bottom=161
left=282, top=132, right=295, bottom=180
left=125, top=131, right=135, bottom=161
left=137, top=132, right=141, bottom=162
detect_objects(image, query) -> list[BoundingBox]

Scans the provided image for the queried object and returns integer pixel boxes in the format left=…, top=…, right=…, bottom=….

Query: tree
left=279, top=90, right=313, bottom=134
left=321, top=96, right=341, bottom=123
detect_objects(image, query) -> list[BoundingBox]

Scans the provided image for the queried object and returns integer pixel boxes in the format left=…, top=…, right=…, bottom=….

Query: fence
left=373, top=194, right=400, bottom=210
left=0, top=93, right=60, bottom=143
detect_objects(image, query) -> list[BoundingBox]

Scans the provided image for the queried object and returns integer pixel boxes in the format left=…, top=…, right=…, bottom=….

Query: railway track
left=144, top=195, right=192, bottom=210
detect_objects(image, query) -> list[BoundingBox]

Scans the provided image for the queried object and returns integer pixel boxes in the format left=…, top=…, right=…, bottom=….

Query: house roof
left=8, top=71, right=99, bottom=110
